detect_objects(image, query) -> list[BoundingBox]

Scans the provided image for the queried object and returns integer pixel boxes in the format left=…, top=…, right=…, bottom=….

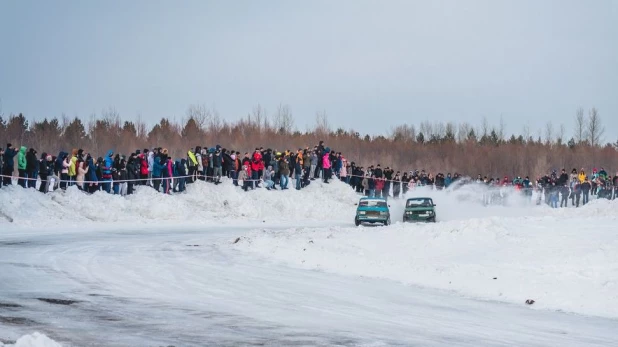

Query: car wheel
left=384, top=217, right=391, bottom=226
left=355, top=218, right=360, bottom=226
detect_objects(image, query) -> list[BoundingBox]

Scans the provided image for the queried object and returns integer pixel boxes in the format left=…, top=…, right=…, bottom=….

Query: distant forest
left=1, top=103, right=616, bottom=178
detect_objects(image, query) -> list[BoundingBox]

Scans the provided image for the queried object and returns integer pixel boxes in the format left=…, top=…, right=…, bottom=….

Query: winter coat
left=213, top=153, right=222, bottom=168
left=126, top=160, right=137, bottom=180
left=62, top=157, right=71, bottom=174
left=303, top=154, right=311, bottom=168
left=578, top=172, right=586, bottom=183
left=392, top=178, right=401, bottom=195
left=279, top=160, right=290, bottom=176
left=76, top=162, right=89, bottom=186
left=581, top=181, right=591, bottom=192
left=375, top=178, right=385, bottom=191
left=17, top=146, right=27, bottom=170
left=101, top=150, right=114, bottom=180
left=152, top=157, right=163, bottom=177
left=340, top=164, right=347, bottom=178
left=322, top=154, right=331, bottom=169
left=26, top=149, right=38, bottom=172
left=310, top=153, right=318, bottom=166
left=147, top=153, right=154, bottom=173
left=87, top=158, right=98, bottom=183
left=263, top=168, right=274, bottom=181
left=188, top=150, right=198, bottom=167
left=251, top=152, right=263, bottom=172
left=294, top=161, right=302, bottom=176
left=2, top=147, right=17, bottom=170
left=368, top=177, right=376, bottom=190
left=68, top=155, right=76, bottom=177
left=196, top=153, right=203, bottom=171
left=237, top=168, right=249, bottom=182
left=445, top=177, right=452, bottom=187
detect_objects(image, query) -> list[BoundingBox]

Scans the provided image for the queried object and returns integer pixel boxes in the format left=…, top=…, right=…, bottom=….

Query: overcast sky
left=1, top=0, right=616, bottom=142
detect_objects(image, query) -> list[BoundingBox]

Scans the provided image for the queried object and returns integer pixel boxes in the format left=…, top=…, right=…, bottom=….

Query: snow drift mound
left=234, top=211, right=618, bottom=318
left=0, top=333, right=61, bottom=347
left=0, top=179, right=360, bottom=228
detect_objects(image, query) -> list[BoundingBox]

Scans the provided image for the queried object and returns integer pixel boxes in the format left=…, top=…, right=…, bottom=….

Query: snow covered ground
left=1, top=180, right=617, bottom=346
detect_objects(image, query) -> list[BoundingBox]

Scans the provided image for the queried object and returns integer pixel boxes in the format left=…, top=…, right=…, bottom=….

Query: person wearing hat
left=2, top=143, right=18, bottom=186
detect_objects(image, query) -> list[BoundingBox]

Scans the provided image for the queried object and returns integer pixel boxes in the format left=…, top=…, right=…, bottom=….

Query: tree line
left=0, top=103, right=616, bottom=179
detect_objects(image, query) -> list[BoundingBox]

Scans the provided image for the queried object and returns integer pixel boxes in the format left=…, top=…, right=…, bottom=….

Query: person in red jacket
left=139, top=149, right=149, bottom=185
left=251, top=149, right=263, bottom=188
left=375, top=177, right=385, bottom=198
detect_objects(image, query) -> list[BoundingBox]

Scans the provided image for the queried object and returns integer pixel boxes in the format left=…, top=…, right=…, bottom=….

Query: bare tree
left=522, top=124, right=531, bottom=143
left=556, top=124, right=565, bottom=145
left=457, top=123, right=471, bottom=143
left=480, top=117, right=489, bottom=138
left=135, top=113, right=148, bottom=141
left=545, top=121, right=554, bottom=145
left=251, top=104, right=266, bottom=133
left=314, top=110, right=330, bottom=137
left=587, top=107, right=604, bottom=147
left=574, top=107, right=586, bottom=144
left=498, top=116, right=506, bottom=142
left=273, top=103, right=294, bottom=134
left=186, top=104, right=210, bottom=131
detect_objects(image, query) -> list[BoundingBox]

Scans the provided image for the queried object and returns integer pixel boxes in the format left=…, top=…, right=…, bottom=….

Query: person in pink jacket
left=322, top=152, right=331, bottom=183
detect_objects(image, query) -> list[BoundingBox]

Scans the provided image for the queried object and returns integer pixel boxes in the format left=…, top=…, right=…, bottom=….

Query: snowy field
left=0, top=180, right=617, bottom=346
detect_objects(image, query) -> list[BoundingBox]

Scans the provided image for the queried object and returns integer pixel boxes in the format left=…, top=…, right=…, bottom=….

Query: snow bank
left=0, top=333, right=61, bottom=347
left=0, top=179, right=360, bottom=228
left=233, top=205, right=618, bottom=318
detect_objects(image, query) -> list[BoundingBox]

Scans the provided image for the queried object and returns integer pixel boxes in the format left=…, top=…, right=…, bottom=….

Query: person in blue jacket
left=2, top=143, right=18, bottom=186
left=101, top=150, right=114, bottom=193
left=86, top=155, right=99, bottom=194
left=445, top=173, right=452, bottom=188
left=152, top=156, right=163, bottom=192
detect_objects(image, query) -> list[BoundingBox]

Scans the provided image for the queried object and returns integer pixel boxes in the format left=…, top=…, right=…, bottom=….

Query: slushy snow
left=0, top=333, right=61, bottom=347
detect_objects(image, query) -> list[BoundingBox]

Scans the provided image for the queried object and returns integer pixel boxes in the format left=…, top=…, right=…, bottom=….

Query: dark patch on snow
left=233, top=237, right=241, bottom=244
left=0, top=339, right=16, bottom=345
left=0, top=302, right=22, bottom=309
left=525, top=299, right=535, bottom=305
left=0, top=241, right=30, bottom=246
left=0, top=316, right=37, bottom=325
left=185, top=244, right=200, bottom=247
left=37, top=298, right=80, bottom=305
left=97, top=315, right=122, bottom=322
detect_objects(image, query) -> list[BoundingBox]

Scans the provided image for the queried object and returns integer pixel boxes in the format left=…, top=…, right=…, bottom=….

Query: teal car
left=355, top=197, right=391, bottom=226
left=403, top=197, right=437, bottom=223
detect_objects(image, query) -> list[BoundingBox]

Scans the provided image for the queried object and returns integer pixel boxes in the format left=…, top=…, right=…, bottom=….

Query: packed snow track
left=1, top=225, right=617, bottom=347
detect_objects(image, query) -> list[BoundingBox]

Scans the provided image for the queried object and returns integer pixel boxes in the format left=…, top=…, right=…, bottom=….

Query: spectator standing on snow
left=213, top=149, right=223, bottom=185
left=76, top=159, right=89, bottom=191
left=322, top=150, right=331, bottom=184
left=392, top=172, right=401, bottom=199
left=581, top=178, right=591, bottom=205
left=25, top=148, right=38, bottom=188
left=16, top=146, right=27, bottom=188
left=2, top=144, right=18, bottom=186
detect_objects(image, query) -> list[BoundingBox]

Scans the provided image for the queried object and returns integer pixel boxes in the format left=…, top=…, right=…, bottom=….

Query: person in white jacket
left=75, top=161, right=89, bottom=190
left=196, top=148, right=203, bottom=181
left=147, top=151, right=154, bottom=186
